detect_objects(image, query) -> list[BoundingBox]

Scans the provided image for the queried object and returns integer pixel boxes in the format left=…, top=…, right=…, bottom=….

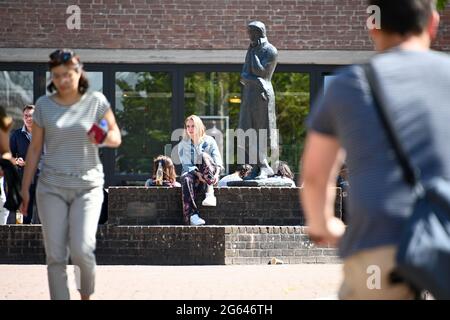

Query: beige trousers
left=339, top=245, right=416, bottom=300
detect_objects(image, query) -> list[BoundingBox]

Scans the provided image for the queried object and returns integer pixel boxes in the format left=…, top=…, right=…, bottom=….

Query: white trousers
left=36, top=180, right=103, bottom=300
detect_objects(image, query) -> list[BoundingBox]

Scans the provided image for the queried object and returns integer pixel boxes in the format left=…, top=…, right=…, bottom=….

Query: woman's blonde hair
left=152, top=155, right=177, bottom=183
left=183, top=115, right=206, bottom=141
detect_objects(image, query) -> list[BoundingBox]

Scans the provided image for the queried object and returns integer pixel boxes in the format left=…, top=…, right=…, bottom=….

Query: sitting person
left=336, top=164, right=349, bottom=223
left=0, top=169, right=8, bottom=225
left=178, top=115, right=223, bottom=226
left=336, top=164, right=349, bottom=196
left=218, top=164, right=253, bottom=187
left=145, top=155, right=181, bottom=187
left=262, top=161, right=296, bottom=187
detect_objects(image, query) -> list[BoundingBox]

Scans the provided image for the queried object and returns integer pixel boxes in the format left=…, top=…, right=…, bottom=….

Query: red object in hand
left=88, top=123, right=108, bottom=144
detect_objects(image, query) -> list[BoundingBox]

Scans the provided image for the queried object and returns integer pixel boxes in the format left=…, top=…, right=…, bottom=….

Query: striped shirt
left=34, top=91, right=110, bottom=188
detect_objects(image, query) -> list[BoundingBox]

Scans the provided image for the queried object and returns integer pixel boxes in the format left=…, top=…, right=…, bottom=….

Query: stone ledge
left=0, top=48, right=375, bottom=65
left=108, top=187, right=342, bottom=226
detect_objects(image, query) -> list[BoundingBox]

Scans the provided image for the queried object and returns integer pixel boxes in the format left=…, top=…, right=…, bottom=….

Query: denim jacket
left=178, top=135, right=223, bottom=175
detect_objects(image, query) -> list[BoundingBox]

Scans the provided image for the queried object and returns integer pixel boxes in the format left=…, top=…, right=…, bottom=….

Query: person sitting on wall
left=336, top=163, right=349, bottom=223
left=145, top=155, right=181, bottom=187
left=261, top=161, right=296, bottom=187
left=218, top=164, right=253, bottom=187
left=178, top=115, right=223, bottom=226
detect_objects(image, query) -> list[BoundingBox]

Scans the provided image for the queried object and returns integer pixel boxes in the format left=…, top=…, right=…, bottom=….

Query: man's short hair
left=23, top=104, right=35, bottom=112
left=369, top=0, right=436, bottom=36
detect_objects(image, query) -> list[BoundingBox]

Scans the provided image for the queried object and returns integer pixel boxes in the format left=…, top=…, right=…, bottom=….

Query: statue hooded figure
left=238, top=21, right=279, bottom=179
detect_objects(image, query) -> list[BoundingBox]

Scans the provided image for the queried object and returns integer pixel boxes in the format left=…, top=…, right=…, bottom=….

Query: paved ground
left=0, top=264, right=342, bottom=300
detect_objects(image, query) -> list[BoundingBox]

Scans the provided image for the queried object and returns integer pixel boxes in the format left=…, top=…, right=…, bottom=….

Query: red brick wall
left=0, top=0, right=449, bottom=51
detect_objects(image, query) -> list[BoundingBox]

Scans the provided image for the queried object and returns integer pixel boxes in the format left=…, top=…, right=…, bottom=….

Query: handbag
left=364, top=63, right=450, bottom=299
left=0, top=158, right=22, bottom=212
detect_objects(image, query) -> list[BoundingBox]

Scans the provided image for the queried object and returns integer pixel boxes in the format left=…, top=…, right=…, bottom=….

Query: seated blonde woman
left=145, top=155, right=181, bottom=187
left=178, top=115, right=223, bottom=226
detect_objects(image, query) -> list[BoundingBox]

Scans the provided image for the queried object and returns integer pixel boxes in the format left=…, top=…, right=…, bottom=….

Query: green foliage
left=115, top=72, right=172, bottom=174
left=272, top=73, right=310, bottom=174
left=437, top=0, right=448, bottom=10
left=185, top=72, right=242, bottom=172
left=116, top=71, right=311, bottom=176
left=184, top=71, right=310, bottom=175
left=185, top=72, right=241, bottom=128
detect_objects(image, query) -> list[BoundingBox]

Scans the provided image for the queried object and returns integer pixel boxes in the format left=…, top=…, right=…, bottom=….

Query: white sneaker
left=190, top=214, right=205, bottom=226
left=202, top=193, right=217, bottom=206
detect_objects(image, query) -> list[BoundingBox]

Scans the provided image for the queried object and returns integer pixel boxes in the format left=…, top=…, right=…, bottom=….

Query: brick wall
left=224, top=226, right=341, bottom=265
left=96, top=225, right=225, bottom=265
left=107, top=187, right=342, bottom=226
left=0, top=225, right=340, bottom=265
left=0, top=187, right=342, bottom=265
left=0, top=225, right=45, bottom=264
left=0, top=0, right=449, bottom=51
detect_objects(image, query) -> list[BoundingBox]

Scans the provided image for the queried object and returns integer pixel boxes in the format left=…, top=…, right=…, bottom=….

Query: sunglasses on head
left=49, top=49, right=75, bottom=63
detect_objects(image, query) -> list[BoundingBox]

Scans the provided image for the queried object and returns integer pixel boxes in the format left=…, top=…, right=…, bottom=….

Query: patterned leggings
left=181, top=153, right=219, bottom=225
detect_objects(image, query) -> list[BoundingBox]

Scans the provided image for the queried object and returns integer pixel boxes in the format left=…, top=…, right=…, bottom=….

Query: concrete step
left=0, top=225, right=341, bottom=265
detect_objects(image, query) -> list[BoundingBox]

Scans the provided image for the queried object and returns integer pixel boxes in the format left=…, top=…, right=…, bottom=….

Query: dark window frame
left=0, top=62, right=340, bottom=186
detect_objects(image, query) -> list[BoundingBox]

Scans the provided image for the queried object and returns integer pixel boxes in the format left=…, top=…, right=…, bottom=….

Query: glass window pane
left=324, top=74, right=337, bottom=93
left=272, top=72, right=310, bottom=175
left=115, top=72, right=172, bottom=175
left=185, top=72, right=310, bottom=175
left=0, top=71, right=33, bottom=130
left=185, top=72, right=241, bottom=128
left=46, top=71, right=103, bottom=95
left=184, top=72, right=241, bottom=174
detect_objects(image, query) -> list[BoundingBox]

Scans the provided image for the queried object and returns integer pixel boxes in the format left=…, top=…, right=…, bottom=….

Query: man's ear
left=368, top=28, right=382, bottom=50
left=428, top=10, right=440, bottom=40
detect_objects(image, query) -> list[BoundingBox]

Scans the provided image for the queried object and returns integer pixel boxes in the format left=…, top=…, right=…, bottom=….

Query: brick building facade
left=1, top=0, right=449, bottom=185
left=1, top=0, right=449, bottom=50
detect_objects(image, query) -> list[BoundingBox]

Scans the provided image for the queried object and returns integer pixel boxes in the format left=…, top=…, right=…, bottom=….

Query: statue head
left=247, top=21, right=266, bottom=42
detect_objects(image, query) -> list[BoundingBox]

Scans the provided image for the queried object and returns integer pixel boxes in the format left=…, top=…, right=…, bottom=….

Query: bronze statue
left=238, top=21, right=278, bottom=179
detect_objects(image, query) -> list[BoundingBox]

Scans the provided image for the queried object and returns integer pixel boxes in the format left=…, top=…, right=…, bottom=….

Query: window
left=0, top=62, right=337, bottom=186
left=46, top=71, right=103, bottom=95
left=272, top=72, right=310, bottom=174
left=324, top=74, right=338, bottom=93
left=184, top=71, right=310, bottom=175
left=0, top=71, right=33, bottom=129
left=185, top=72, right=241, bottom=126
left=184, top=72, right=241, bottom=174
left=115, top=71, right=172, bottom=175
